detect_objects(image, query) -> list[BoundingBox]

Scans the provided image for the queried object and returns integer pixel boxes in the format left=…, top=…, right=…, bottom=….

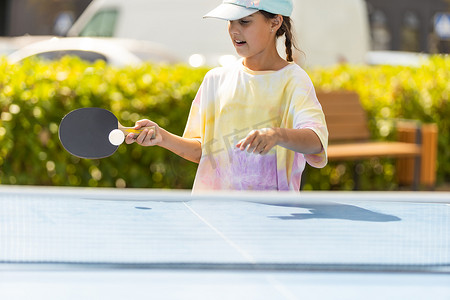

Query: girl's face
left=228, top=12, right=277, bottom=61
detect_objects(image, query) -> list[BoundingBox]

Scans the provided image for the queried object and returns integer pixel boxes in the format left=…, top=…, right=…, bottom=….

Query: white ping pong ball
left=109, top=129, right=125, bottom=146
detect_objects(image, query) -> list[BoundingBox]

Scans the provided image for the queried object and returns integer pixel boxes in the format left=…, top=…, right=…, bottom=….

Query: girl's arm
left=236, top=127, right=323, bottom=155
left=125, top=119, right=202, bottom=163
left=274, top=128, right=323, bottom=154
left=159, top=129, right=202, bottom=163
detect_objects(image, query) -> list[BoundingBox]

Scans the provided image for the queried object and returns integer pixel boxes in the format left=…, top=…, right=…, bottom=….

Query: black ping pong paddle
left=59, top=107, right=155, bottom=159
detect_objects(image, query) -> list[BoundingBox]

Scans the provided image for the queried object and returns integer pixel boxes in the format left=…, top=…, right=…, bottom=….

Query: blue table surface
left=1, top=186, right=449, bottom=300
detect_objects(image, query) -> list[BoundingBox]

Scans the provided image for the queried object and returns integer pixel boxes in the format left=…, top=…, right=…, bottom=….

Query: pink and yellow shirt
left=183, top=60, right=328, bottom=191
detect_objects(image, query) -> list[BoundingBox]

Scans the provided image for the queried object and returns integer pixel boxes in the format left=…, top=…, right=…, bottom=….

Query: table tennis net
left=1, top=191, right=449, bottom=273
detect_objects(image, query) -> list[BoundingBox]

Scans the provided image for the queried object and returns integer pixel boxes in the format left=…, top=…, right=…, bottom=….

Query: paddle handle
left=118, top=126, right=156, bottom=139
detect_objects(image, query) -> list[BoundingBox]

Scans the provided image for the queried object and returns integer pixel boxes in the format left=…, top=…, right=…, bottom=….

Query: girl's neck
left=243, top=53, right=289, bottom=72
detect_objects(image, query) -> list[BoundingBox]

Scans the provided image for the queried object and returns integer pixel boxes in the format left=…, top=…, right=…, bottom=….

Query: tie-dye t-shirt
left=183, top=60, right=328, bottom=191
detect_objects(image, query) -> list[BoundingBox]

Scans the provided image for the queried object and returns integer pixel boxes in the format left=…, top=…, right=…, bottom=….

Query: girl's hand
left=236, top=128, right=278, bottom=155
left=125, top=119, right=162, bottom=146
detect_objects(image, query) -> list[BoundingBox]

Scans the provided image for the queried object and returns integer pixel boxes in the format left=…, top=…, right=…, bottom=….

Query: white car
left=0, top=39, right=19, bottom=56
left=7, top=37, right=179, bottom=67
left=0, top=35, right=56, bottom=56
left=67, top=0, right=371, bottom=68
left=365, top=51, right=430, bottom=67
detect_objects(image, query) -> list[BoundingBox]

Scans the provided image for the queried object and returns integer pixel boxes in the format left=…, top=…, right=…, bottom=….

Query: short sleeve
left=182, top=88, right=202, bottom=142
left=293, top=86, right=328, bottom=168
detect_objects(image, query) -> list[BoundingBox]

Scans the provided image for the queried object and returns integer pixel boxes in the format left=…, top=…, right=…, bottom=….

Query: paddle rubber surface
left=59, top=108, right=120, bottom=159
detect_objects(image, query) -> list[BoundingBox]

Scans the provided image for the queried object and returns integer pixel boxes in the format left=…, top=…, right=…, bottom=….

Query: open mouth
left=235, top=40, right=247, bottom=45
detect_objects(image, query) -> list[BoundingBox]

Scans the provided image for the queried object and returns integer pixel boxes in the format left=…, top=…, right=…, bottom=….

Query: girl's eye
left=239, top=19, right=250, bottom=25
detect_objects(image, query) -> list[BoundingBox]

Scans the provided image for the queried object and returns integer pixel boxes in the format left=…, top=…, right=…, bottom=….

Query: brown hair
left=260, top=10, right=299, bottom=62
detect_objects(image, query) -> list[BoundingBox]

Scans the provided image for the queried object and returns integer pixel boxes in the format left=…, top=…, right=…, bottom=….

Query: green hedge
left=305, top=55, right=449, bottom=190
left=0, top=56, right=208, bottom=188
left=0, top=55, right=448, bottom=190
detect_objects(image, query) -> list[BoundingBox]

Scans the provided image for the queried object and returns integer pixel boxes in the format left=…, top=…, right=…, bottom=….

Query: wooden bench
left=316, top=91, right=437, bottom=190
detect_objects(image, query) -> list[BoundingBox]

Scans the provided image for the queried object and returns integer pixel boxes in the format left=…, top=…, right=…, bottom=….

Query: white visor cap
left=204, top=3, right=258, bottom=21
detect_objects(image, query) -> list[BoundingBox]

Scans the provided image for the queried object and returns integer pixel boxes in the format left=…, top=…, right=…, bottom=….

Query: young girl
left=126, top=0, right=328, bottom=191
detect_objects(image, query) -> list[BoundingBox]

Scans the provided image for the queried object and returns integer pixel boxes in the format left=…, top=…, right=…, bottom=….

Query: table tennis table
left=1, top=185, right=449, bottom=299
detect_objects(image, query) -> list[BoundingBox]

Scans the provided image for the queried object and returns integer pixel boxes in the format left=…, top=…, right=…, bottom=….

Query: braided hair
left=260, top=11, right=299, bottom=62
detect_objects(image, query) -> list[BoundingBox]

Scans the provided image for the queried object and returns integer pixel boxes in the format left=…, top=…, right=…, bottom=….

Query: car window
left=80, top=9, right=118, bottom=37
left=34, top=50, right=108, bottom=63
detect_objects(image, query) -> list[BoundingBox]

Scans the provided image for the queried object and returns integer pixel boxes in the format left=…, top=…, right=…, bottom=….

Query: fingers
left=236, top=130, right=272, bottom=155
left=125, top=132, right=136, bottom=144
left=134, top=119, right=156, bottom=130
left=237, top=130, right=256, bottom=152
left=135, top=128, right=157, bottom=146
left=125, top=119, right=161, bottom=146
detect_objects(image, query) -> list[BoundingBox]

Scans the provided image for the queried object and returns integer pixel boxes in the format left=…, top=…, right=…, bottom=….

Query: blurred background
left=0, top=0, right=449, bottom=191
left=1, top=0, right=449, bottom=65
left=0, top=0, right=91, bottom=37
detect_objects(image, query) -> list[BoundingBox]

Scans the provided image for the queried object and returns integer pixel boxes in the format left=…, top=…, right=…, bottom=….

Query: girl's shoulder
left=277, top=63, right=315, bottom=88
left=204, top=66, right=228, bottom=78
left=202, top=62, right=241, bottom=83
left=283, top=62, right=311, bottom=78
